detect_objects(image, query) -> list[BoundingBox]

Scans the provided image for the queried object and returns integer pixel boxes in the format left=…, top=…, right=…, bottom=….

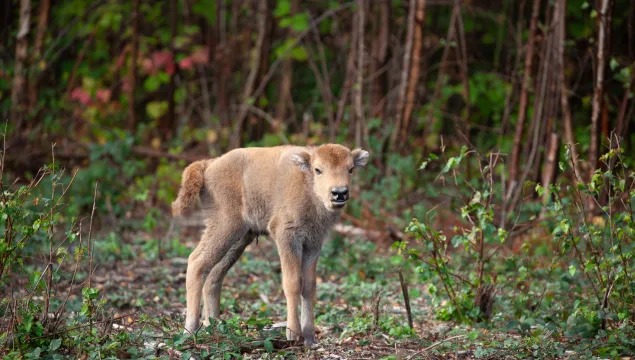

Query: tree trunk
left=508, top=0, right=541, bottom=200
left=128, top=0, right=140, bottom=132
left=275, top=0, right=299, bottom=126
left=27, top=0, right=50, bottom=115
left=216, top=0, right=229, bottom=128
left=0, top=1, right=13, bottom=47
left=421, top=5, right=458, bottom=154
left=557, top=0, right=582, bottom=181
left=10, top=0, right=31, bottom=133
left=354, top=0, right=366, bottom=149
left=615, top=73, right=633, bottom=138
left=248, top=0, right=273, bottom=142
left=589, top=0, right=613, bottom=214
left=162, top=0, right=178, bottom=140
left=369, top=0, right=389, bottom=119
left=229, top=0, right=268, bottom=149
left=399, top=0, right=426, bottom=145
left=540, top=132, right=559, bottom=208
left=390, top=0, right=416, bottom=151
left=332, top=14, right=357, bottom=142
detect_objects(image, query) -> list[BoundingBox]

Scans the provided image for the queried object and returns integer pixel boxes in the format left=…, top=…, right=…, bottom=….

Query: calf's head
left=292, top=144, right=369, bottom=210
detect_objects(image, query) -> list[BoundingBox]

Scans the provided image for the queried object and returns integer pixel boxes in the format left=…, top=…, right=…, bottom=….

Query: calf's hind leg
left=185, top=220, right=247, bottom=334
left=202, top=232, right=254, bottom=325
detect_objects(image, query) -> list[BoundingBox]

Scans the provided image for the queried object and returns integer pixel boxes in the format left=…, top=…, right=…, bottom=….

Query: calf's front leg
left=301, top=257, right=319, bottom=346
left=278, top=245, right=302, bottom=341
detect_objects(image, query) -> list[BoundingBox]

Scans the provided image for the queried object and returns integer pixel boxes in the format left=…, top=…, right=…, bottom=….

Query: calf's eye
left=315, top=168, right=322, bottom=175
left=348, top=168, right=354, bottom=174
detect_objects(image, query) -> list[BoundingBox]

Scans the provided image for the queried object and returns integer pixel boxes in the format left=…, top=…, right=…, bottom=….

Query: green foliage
left=396, top=144, right=635, bottom=356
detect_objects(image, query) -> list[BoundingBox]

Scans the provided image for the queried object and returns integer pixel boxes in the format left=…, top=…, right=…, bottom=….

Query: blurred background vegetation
left=1, top=0, right=634, bottom=358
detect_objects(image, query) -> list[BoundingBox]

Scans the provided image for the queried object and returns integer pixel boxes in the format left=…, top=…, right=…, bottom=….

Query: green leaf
left=273, top=0, right=291, bottom=17
left=192, top=0, right=216, bottom=26
left=264, top=338, right=274, bottom=353
left=428, top=283, right=437, bottom=295
left=146, top=101, right=169, bottom=120
left=290, top=13, right=310, bottom=32
left=143, top=76, right=161, bottom=92
left=535, top=184, right=544, bottom=197
left=48, top=338, right=62, bottom=352
left=390, top=255, right=404, bottom=265
left=82, top=287, right=99, bottom=300
left=290, top=45, right=308, bottom=61
left=568, top=265, right=576, bottom=276
left=279, top=17, right=291, bottom=28
left=441, top=157, right=460, bottom=173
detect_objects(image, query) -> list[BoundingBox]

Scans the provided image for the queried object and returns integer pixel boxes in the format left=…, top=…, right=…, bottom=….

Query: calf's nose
left=331, top=186, right=349, bottom=201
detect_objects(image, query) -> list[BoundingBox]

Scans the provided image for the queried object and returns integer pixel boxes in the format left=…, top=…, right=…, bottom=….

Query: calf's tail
left=172, top=159, right=213, bottom=216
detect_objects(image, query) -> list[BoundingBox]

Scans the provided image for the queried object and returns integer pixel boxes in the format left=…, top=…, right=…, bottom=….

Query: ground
left=82, top=217, right=482, bottom=359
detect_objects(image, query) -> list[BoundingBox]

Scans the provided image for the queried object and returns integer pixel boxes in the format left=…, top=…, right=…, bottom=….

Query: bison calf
left=172, top=144, right=369, bottom=346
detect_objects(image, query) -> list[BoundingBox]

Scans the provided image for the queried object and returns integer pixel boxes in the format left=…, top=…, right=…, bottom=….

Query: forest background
left=1, top=0, right=635, bottom=358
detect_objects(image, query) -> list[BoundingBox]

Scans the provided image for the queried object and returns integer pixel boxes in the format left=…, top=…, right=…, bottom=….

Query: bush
left=394, top=142, right=635, bottom=354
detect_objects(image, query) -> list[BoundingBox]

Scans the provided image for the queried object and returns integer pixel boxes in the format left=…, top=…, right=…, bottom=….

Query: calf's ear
left=352, top=148, right=370, bottom=168
left=290, top=151, right=311, bottom=172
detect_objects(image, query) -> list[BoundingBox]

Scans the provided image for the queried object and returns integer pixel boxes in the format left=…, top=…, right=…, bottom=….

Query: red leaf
left=166, top=61, right=176, bottom=76
left=122, top=77, right=131, bottom=93
left=191, top=47, right=210, bottom=65
left=141, top=58, right=154, bottom=75
left=96, top=88, right=112, bottom=103
left=115, top=51, right=127, bottom=70
left=178, top=57, right=194, bottom=70
left=71, top=87, right=91, bottom=105
left=152, top=50, right=173, bottom=69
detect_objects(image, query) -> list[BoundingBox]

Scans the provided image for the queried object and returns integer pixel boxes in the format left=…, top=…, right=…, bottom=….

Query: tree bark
left=10, top=0, right=31, bottom=133
left=216, top=0, right=229, bottom=128
left=399, top=0, right=426, bottom=145
left=229, top=0, right=268, bottom=149
left=589, top=0, right=613, bottom=214
left=162, top=0, right=178, bottom=140
left=333, top=14, right=357, bottom=142
left=128, top=0, right=140, bottom=132
left=615, top=73, right=633, bottom=138
left=508, top=0, right=541, bottom=200
left=27, top=0, right=50, bottom=114
left=421, top=5, right=457, bottom=154
left=390, top=0, right=416, bottom=151
left=275, top=0, right=299, bottom=126
left=369, top=0, right=389, bottom=119
left=0, top=1, right=13, bottom=47
left=557, top=0, right=582, bottom=180
left=541, top=132, right=559, bottom=207
left=248, top=0, right=273, bottom=142
left=354, top=0, right=366, bottom=149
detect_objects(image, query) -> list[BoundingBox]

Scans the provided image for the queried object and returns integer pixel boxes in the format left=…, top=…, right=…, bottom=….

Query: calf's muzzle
left=330, top=186, right=349, bottom=205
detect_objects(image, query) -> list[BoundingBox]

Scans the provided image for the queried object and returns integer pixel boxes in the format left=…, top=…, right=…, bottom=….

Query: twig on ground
left=398, top=270, right=414, bottom=329
left=406, top=335, right=468, bottom=359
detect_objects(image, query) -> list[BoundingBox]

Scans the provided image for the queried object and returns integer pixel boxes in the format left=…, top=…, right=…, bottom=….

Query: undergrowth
left=2, top=137, right=634, bottom=359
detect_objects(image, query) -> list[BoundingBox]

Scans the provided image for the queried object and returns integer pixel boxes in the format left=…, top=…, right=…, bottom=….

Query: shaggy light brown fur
left=172, top=144, right=369, bottom=346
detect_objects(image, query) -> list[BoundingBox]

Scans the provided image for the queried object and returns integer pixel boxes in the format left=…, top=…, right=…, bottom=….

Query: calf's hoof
left=303, top=337, right=318, bottom=347
left=184, top=320, right=199, bottom=335
left=286, top=328, right=300, bottom=341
